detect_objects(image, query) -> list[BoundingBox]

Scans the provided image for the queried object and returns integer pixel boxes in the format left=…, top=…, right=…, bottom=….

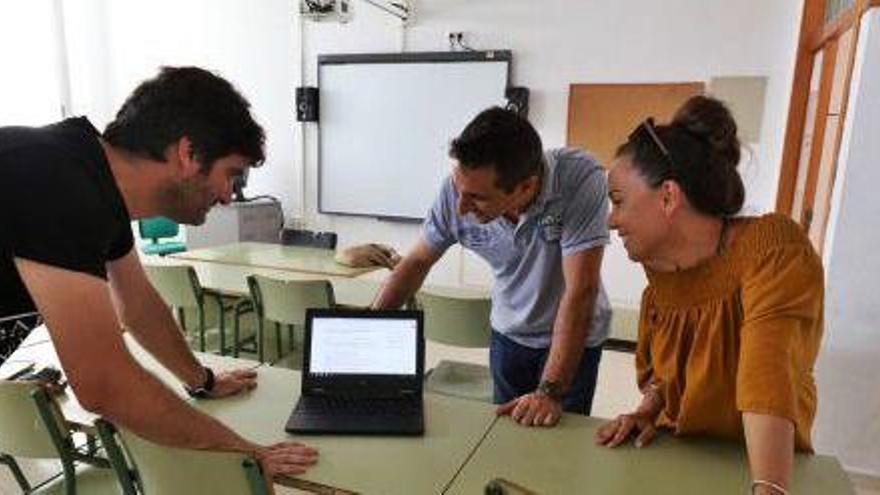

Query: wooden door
left=778, top=0, right=872, bottom=254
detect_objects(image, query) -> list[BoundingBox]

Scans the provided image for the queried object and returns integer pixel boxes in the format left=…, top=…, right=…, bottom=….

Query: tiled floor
left=1, top=346, right=877, bottom=494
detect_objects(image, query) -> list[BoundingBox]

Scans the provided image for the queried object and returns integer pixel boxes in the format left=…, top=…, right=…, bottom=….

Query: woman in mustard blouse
left=595, top=96, right=824, bottom=495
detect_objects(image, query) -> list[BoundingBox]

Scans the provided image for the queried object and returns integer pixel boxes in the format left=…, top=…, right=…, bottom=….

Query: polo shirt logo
left=538, top=213, right=563, bottom=242
left=459, top=226, right=493, bottom=247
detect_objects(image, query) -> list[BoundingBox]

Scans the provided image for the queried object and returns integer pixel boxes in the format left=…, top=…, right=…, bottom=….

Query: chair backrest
left=415, top=292, right=491, bottom=348
left=143, top=265, right=202, bottom=309
left=0, top=381, right=70, bottom=458
left=138, top=217, right=180, bottom=242
left=106, top=423, right=268, bottom=495
left=279, top=229, right=338, bottom=250
left=247, top=275, right=335, bottom=326
left=0, top=312, right=42, bottom=361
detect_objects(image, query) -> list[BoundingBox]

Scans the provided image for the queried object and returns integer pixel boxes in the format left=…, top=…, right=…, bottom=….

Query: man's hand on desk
left=254, top=441, right=319, bottom=490
left=206, top=368, right=258, bottom=399
left=496, top=392, right=562, bottom=427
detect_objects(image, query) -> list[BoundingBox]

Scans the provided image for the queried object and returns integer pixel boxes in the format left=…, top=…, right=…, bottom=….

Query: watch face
left=538, top=380, right=562, bottom=399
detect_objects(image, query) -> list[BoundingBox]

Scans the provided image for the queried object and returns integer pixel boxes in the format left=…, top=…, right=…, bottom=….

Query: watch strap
left=185, top=366, right=215, bottom=398
left=536, top=379, right=564, bottom=401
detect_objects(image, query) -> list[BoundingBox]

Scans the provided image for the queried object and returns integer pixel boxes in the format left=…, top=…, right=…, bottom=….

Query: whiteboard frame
left=316, top=50, right=512, bottom=221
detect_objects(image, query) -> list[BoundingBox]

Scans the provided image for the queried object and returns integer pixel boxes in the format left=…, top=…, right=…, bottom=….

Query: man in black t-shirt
left=0, top=67, right=317, bottom=480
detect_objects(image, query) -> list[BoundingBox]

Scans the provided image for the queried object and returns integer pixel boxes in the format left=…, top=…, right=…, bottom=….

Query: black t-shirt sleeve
left=107, top=225, right=135, bottom=262
left=8, top=147, right=133, bottom=280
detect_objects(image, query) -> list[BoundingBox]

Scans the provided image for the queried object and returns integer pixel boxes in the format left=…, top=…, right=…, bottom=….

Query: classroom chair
left=244, top=274, right=335, bottom=366
left=95, top=420, right=268, bottom=495
left=143, top=264, right=251, bottom=356
left=0, top=311, right=42, bottom=364
left=415, top=291, right=493, bottom=402
left=0, top=380, right=121, bottom=494
left=137, top=217, right=186, bottom=256
left=279, top=229, right=338, bottom=250
left=325, top=278, right=415, bottom=310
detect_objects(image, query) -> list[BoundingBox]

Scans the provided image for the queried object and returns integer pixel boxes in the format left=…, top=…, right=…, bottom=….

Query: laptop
left=285, top=308, right=425, bottom=435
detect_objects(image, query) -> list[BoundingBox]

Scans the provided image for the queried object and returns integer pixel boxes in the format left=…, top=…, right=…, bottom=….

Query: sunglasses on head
left=628, top=117, right=676, bottom=178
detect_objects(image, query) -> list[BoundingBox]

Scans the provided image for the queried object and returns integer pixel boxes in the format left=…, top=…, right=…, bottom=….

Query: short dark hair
left=616, top=95, right=744, bottom=217
left=104, top=66, right=265, bottom=172
left=449, top=107, right=544, bottom=192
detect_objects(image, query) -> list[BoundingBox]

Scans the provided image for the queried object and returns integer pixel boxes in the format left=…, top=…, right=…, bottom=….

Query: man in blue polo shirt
left=374, top=107, right=611, bottom=427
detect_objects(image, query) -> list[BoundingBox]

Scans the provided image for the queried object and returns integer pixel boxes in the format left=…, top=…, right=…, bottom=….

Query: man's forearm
left=89, top=360, right=255, bottom=454
left=541, top=287, right=597, bottom=390
left=743, top=412, right=794, bottom=493
left=122, top=286, right=205, bottom=387
left=373, top=258, right=431, bottom=309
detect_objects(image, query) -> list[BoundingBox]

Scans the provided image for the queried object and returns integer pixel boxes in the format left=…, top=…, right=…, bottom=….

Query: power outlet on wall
left=446, top=31, right=465, bottom=50
left=300, top=0, right=351, bottom=23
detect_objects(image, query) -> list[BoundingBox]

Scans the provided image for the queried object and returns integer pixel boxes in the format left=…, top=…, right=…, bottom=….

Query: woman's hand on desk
left=208, top=368, right=258, bottom=398
left=595, top=411, right=660, bottom=448
left=596, top=382, right=665, bottom=448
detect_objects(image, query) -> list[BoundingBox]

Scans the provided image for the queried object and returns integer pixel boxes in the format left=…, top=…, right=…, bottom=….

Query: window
left=825, top=0, right=856, bottom=22
left=0, top=0, right=68, bottom=127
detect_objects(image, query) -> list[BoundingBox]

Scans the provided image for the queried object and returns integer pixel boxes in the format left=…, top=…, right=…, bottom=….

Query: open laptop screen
left=309, top=316, right=418, bottom=376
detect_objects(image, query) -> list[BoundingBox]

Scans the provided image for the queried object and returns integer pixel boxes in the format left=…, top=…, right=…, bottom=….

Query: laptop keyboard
left=303, top=395, right=421, bottom=416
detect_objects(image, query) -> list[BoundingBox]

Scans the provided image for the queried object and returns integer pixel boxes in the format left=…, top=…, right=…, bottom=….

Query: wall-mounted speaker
left=505, top=86, right=530, bottom=118
left=296, top=86, right=319, bottom=122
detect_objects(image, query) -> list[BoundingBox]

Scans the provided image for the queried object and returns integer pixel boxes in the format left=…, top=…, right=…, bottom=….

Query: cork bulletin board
left=566, top=82, right=705, bottom=167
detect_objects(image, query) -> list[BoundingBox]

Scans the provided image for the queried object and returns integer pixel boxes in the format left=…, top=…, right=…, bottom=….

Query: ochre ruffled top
left=636, top=214, right=824, bottom=451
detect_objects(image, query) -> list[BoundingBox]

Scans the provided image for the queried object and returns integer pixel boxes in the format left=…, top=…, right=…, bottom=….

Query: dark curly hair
left=450, top=106, right=544, bottom=193
left=616, top=95, right=744, bottom=217
left=104, top=66, right=265, bottom=172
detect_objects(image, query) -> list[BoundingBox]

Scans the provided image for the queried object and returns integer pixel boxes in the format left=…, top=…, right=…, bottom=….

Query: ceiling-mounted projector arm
left=360, top=0, right=412, bottom=22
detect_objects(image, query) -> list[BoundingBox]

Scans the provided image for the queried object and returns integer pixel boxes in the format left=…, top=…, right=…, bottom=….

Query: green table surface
left=168, top=242, right=377, bottom=278
left=3, top=328, right=852, bottom=495
left=194, top=365, right=499, bottom=495
left=0, top=326, right=259, bottom=429
left=446, top=413, right=854, bottom=495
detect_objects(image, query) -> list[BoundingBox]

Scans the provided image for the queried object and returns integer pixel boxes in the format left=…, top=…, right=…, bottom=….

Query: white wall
left=815, top=7, right=880, bottom=476
left=300, top=0, right=803, bottom=304
left=60, top=0, right=802, bottom=304
left=63, top=0, right=303, bottom=215
left=0, top=0, right=67, bottom=126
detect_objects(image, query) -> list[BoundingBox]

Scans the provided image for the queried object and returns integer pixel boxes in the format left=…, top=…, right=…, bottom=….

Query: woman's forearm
left=635, top=382, right=665, bottom=418
left=743, top=412, right=795, bottom=494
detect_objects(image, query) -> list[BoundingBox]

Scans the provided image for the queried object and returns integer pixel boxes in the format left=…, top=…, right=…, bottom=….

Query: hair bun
left=672, top=95, right=740, bottom=170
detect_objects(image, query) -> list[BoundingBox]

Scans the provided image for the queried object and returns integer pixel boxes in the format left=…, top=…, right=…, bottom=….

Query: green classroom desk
left=446, top=413, right=854, bottom=495
left=2, top=327, right=853, bottom=494
left=145, top=255, right=489, bottom=307
left=193, top=365, right=499, bottom=495
left=168, top=242, right=378, bottom=278
left=0, top=326, right=259, bottom=429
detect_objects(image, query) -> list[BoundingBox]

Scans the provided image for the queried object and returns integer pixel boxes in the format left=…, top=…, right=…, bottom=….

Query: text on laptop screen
left=309, top=317, right=418, bottom=375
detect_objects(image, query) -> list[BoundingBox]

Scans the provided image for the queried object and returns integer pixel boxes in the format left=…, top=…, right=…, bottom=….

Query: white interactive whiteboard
left=318, top=51, right=511, bottom=220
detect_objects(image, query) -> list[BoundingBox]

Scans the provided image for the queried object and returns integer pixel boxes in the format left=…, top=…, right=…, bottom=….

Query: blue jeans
left=490, top=331, right=603, bottom=415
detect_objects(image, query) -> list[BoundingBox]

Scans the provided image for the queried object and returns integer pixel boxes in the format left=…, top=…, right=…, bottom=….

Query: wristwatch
left=536, top=379, right=565, bottom=401
left=185, top=366, right=215, bottom=399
